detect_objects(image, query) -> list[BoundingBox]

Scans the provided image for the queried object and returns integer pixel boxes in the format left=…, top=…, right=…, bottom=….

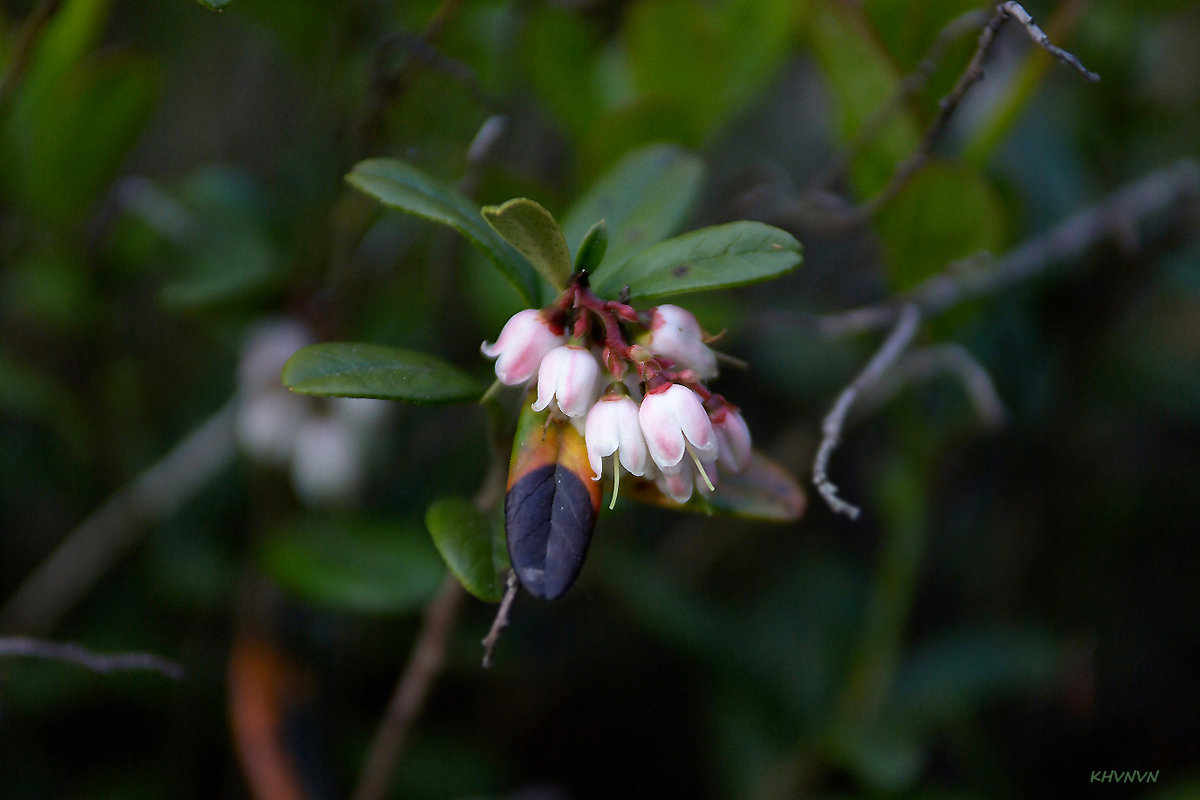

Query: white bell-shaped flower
left=481, top=309, right=566, bottom=385
left=639, top=382, right=719, bottom=483
left=654, top=455, right=718, bottom=504
left=532, top=344, right=601, bottom=418
left=585, top=393, right=649, bottom=480
left=290, top=414, right=364, bottom=508
left=643, top=304, right=718, bottom=379
left=711, top=405, right=752, bottom=474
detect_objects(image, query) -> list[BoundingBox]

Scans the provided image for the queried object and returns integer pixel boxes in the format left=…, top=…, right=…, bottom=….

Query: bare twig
left=813, top=306, right=921, bottom=519
left=811, top=7, right=991, bottom=192
left=350, top=574, right=465, bottom=800
left=0, top=0, right=64, bottom=112
left=813, top=160, right=1200, bottom=337
left=830, top=1, right=1099, bottom=225
left=0, top=401, right=238, bottom=635
left=998, top=1, right=1098, bottom=81
left=0, top=636, right=184, bottom=680
left=860, top=344, right=1007, bottom=427
left=481, top=571, right=520, bottom=669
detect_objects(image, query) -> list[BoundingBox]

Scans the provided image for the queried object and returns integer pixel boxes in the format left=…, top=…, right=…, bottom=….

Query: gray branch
left=0, top=637, right=184, bottom=680
left=860, top=344, right=1008, bottom=428
left=815, top=160, right=1200, bottom=337
left=1, top=401, right=238, bottom=635
left=481, top=571, right=520, bottom=669
left=813, top=305, right=922, bottom=519
left=821, top=1, right=1100, bottom=226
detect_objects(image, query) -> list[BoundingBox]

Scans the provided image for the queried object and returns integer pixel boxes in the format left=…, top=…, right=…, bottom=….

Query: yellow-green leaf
left=482, top=197, right=572, bottom=291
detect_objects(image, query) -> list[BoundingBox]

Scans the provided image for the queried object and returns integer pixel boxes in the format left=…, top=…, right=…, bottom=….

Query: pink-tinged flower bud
left=639, top=383, right=718, bottom=471
left=644, top=304, right=718, bottom=379
left=657, top=464, right=694, bottom=504
left=710, top=405, right=752, bottom=473
left=481, top=309, right=566, bottom=386
left=654, top=456, right=717, bottom=504
left=585, top=394, right=648, bottom=480
left=532, top=345, right=601, bottom=418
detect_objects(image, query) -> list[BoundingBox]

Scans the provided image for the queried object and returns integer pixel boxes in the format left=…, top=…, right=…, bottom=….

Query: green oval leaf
left=426, top=497, right=510, bottom=602
left=562, top=145, right=705, bottom=274
left=875, top=160, right=1006, bottom=292
left=573, top=219, right=609, bottom=274
left=622, top=452, right=806, bottom=521
left=347, top=158, right=542, bottom=304
left=482, top=197, right=572, bottom=291
left=282, top=343, right=482, bottom=404
left=591, top=221, right=802, bottom=301
left=704, top=454, right=807, bottom=521
left=261, top=519, right=445, bottom=615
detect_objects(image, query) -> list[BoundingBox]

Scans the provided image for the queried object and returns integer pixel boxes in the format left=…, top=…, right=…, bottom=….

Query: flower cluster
left=481, top=279, right=752, bottom=507
left=237, top=319, right=389, bottom=508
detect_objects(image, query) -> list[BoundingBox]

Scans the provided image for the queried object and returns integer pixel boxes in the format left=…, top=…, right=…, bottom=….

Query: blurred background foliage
left=1, top=0, right=1198, bottom=798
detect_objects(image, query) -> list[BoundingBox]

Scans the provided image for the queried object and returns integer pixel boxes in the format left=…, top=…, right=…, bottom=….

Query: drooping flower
left=585, top=393, right=648, bottom=479
left=532, top=344, right=601, bottom=418
left=638, top=382, right=719, bottom=501
left=643, top=304, right=718, bottom=379
left=710, top=405, right=752, bottom=474
left=481, top=309, right=566, bottom=385
left=585, top=391, right=649, bottom=508
left=654, top=458, right=715, bottom=504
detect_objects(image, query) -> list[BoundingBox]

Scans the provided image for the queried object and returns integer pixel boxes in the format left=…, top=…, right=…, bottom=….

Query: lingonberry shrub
left=284, top=147, right=805, bottom=601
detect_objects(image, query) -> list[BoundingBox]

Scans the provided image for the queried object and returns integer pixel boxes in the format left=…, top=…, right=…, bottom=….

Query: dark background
left=1, top=0, right=1198, bottom=798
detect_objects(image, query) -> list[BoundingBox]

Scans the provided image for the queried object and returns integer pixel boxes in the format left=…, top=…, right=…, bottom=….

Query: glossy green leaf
left=622, top=453, right=805, bottom=521
left=874, top=161, right=1006, bottom=291
left=626, top=0, right=728, bottom=133
left=715, top=0, right=804, bottom=107
left=574, top=219, right=609, bottom=274
left=886, top=628, right=1061, bottom=728
left=521, top=6, right=603, bottom=139
left=703, top=454, right=807, bottom=520
left=825, top=723, right=923, bottom=791
left=799, top=0, right=921, bottom=195
left=347, top=158, right=542, bottom=304
left=193, top=0, right=233, bottom=8
left=426, top=497, right=509, bottom=602
left=482, top=197, right=572, bottom=291
left=1, top=54, right=160, bottom=224
left=282, top=343, right=482, bottom=404
left=160, top=167, right=281, bottom=308
left=625, top=0, right=800, bottom=137
left=561, top=145, right=705, bottom=274
left=580, top=99, right=707, bottom=181
left=19, top=0, right=111, bottom=103
left=261, top=519, right=444, bottom=615
left=591, top=221, right=802, bottom=301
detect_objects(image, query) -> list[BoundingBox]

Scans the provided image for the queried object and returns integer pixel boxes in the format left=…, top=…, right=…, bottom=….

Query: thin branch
left=350, top=574, right=465, bottom=800
left=813, top=159, right=1200, bottom=337
left=811, top=7, right=991, bottom=192
left=481, top=571, right=519, bottom=669
left=0, top=401, right=238, bottom=635
left=833, top=1, right=1099, bottom=226
left=860, top=344, right=1007, bottom=428
left=998, top=1, right=1098, bottom=81
left=0, top=0, right=64, bottom=113
left=813, top=305, right=921, bottom=519
left=0, top=636, right=184, bottom=680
